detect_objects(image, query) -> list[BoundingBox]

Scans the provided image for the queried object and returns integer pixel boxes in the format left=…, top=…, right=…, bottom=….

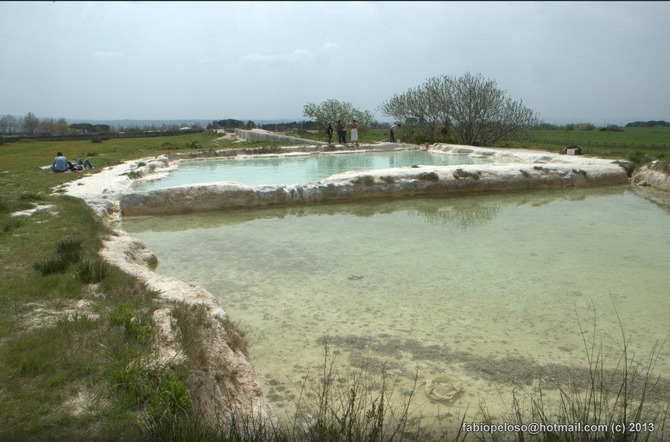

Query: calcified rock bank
left=632, top=163, right=670, bottom=192
left=59, top=142, right=632, bottom=430
left=119, top=144, right=629, bottom=217
left=60, top=160, right=275, bottom=428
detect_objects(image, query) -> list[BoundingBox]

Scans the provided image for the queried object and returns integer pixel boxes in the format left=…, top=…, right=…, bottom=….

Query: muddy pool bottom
left=120, top=185, right=670, bottom=437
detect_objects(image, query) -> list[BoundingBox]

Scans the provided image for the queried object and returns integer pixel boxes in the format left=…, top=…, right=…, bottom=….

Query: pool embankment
left=632, top=164, right=670, bottom=192
left=119, top=161, right=629, bottom=217
left=234, top=128, right=328, bottom=145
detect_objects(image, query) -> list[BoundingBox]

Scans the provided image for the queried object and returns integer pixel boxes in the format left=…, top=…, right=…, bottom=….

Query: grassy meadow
left=516, top=126, right=669, bottom=159
left=0, top=127, right=668, bottom=440
left=0, top=132, right=231, bottom=439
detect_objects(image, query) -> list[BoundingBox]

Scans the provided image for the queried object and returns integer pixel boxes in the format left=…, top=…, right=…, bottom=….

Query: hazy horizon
left=1, top=2, right=669, bottom=125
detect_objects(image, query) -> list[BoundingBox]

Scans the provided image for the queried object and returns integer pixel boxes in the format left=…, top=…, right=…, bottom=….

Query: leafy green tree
left=380, top=73, right=538, bottom=146
left=215, top=119, right=246, bottom=129
left=55, top=118, right=70, bottom=135
left=70, top=123, right=95, bottom=133
left=303, top=99, right=374, bottom=133
left=23, top=112, right=40, bottom=135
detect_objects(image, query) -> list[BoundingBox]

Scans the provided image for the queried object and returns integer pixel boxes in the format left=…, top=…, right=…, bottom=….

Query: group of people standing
left=325, top=121, right=402, bottom=145
left=326, top=120, right=360, bottom=146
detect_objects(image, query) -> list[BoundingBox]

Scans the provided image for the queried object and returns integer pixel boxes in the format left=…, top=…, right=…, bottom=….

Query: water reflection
left=121, top=185, right=627, bottom=233
left=119, top=183, right=670, bottom=433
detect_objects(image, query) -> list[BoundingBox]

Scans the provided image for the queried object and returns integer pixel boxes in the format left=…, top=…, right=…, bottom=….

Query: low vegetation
left=351, top=175, right=376, bottom=186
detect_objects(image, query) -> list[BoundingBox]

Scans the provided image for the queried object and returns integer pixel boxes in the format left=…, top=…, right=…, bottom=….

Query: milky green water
left=133, top=149, right=497, bottom=191
left=121, top=185, right=670, bottom=432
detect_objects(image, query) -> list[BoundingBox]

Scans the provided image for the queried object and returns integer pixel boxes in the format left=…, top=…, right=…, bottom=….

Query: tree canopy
left=380, top=73, right=538, bottom=146
left=303, top=99, right=374, bottom=132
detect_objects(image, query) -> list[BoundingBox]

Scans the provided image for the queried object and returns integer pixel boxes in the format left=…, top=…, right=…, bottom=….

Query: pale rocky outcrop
left=632, top=164, right=670, bottom=192
left=59, top=158, right=275, bottom=428
left=100, top=230, right=273, bottom=426
left=235, top=128, right=327, bottom=145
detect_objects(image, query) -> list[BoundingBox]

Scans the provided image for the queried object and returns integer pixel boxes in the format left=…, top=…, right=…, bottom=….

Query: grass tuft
left=77, top=257, right=109, bottom=284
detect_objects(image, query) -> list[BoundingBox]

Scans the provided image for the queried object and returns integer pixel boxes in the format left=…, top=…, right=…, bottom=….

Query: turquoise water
left=121, top=186, right=670, bottom=431
left=133, top=149, right=497, bottom=191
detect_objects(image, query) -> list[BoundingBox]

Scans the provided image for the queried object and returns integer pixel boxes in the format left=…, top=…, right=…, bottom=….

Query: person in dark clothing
left=326, top=123, right=334, bottom=144
left=337, top=120, right=346, bottom=144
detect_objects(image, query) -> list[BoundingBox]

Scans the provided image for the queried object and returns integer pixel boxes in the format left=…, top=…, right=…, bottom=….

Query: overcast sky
left=1, top=1, right=669, bottom=124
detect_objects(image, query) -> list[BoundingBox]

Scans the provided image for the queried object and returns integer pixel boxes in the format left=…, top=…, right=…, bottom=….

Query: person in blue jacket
left=51, top=152, right=94, bottom=172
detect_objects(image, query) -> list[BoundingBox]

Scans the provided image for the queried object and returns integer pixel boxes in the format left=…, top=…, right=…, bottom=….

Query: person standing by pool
left=350, top=119, right=359, bottom=147
left=337, top=120, right=346, bottom=144
left=325, top=122, right=334, bottom=144
left=390, top=123, right=401, bottom=143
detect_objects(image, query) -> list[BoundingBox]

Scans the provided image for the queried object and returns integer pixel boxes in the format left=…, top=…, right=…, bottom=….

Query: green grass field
left=519, top=126, right=670, bottom=159
left=0, top=128, right=667, bottom=439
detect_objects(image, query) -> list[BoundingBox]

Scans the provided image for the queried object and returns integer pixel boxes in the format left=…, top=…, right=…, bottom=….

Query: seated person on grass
left=51, top=152, right=94, bottom=173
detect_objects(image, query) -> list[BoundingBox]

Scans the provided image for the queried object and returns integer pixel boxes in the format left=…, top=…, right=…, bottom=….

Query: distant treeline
left=210, top=119, right=391, bottom=131
left=0, top=128, right=205, bottom=144
left=625, top=120, right=670, bottom=127
left=535, top=121, right=670, bottom=131
left=210, top=119, right=319, bottom=131
left=0, top=112, right=205, bottom=136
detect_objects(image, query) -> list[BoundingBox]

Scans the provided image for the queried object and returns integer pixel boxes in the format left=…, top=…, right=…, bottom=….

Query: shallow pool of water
left=121, top=186, right=670, bottom=432
left=134, top=149, right=498, bottom=191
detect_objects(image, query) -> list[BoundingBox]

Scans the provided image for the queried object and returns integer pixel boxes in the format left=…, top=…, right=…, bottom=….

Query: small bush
left=380, top=176, right=396, bottom=184
left=33, top=237, right=82, bottom=275
left=2, top=218, right=22, bottom=234
left=599, top=124, right=625, bottom=132
left=77, top=258, right=109, bottom=283
left=19, top=191, right=42, bottom=201
left=55, top=237, right=82, bottom=264
left=417, top=171, right=439, bottom=181
left=614, top=160, right=635, bottom=177
left=91, top=135, right=103, bottom=143
left=453, top=168, right=481, bottom=180
left=33, top=256, right=70, bottom=275
left=149, top=370, right=192, bottom=418
left=351, top=175, right=375, bottom=186
left=110, top=304, right=151, bottom=341
left=126, top=170, right=143, bottom=179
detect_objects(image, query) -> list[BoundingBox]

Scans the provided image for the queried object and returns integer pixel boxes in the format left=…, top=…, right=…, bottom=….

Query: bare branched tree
left=380, top=73, right=538, bottom=146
